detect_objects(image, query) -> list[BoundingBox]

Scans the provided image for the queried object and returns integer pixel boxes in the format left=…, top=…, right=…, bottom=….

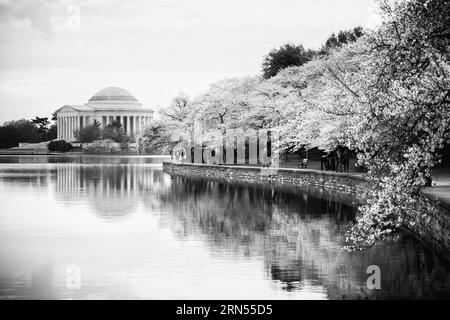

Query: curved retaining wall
left=163, top=162, right=450, bottom=258
left=163, top=162, right=371, bottom=200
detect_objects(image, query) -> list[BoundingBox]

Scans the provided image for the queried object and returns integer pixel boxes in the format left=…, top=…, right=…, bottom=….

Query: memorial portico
left=55, top=87, right=154, bottom=141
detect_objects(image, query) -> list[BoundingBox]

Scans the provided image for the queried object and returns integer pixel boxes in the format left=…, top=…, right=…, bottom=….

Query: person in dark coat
left=327, top=151, right=335, bottom=171
left=335, top=148, right=342, bottom=172
left=341, top=149, right=350, bottom=173
left=321, top=153, right=328, bottom=171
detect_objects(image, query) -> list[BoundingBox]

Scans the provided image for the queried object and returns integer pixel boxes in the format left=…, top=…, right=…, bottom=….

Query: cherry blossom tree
left=343, top=0, right=450, bottom=249
left=194, top=77, right=259, bottom=128
left=145, top=0, right=449, bottom=251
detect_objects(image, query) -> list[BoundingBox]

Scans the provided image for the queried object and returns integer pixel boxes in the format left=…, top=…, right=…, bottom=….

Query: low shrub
left=48, top=140, right=72, bottom=152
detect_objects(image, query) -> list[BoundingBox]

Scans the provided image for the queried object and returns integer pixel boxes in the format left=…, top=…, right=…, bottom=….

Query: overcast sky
left=0, top=0, right=381, bottom=124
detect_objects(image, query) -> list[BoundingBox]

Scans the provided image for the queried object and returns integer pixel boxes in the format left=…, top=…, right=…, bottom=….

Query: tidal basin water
left=0, top=156, right=449, bottom=300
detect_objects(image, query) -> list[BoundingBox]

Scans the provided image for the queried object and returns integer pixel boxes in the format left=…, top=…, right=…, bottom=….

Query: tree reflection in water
left=1, top=160, right=449, bottom=299
left=155, top=175, right=450, bottom=299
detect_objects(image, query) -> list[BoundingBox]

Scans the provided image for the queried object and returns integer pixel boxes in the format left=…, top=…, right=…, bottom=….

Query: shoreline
left=163, top=161, right=371, bottom=201
left=163, top=161, right=450, bottom=260
left=0, top=152, right=171, bottom=158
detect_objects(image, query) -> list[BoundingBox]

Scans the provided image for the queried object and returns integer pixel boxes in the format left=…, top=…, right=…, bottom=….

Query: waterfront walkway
left=281, top=157, right=450, bottom=208
left=422, top=168, right=450, bottom=209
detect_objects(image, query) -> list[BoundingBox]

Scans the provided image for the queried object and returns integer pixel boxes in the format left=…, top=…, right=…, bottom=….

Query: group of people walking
left=321, top=147, right=351, bottom=173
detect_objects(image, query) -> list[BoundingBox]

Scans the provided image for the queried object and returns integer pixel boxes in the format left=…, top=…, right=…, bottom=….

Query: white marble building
left=55, top=87, right=154, bottom=141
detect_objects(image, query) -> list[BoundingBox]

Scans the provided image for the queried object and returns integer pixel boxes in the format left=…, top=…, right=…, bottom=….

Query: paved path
left=423, top=168, right=450, bottom=208
left=280, top=158, right=360, bottom=173
left=281, top=158, right=450, bottom=207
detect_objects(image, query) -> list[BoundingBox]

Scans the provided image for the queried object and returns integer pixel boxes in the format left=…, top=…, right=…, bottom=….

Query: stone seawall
left=403, top=203, right=450, bottom=257
left=163, top=162, right=450, bottom=258
left=163, top=162, right=370, bottom=201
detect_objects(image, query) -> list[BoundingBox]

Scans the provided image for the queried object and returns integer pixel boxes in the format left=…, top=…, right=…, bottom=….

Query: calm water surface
left=0, top=155, right=449, bottom=299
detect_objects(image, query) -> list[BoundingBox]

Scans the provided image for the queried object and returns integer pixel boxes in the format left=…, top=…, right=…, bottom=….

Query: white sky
left=0, top=0, right=381, bottom=124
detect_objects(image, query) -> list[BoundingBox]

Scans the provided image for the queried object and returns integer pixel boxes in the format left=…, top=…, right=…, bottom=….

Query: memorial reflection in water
left=55, top=164, right=170, bottom=219
left=0, top=158, right=449, bottom=299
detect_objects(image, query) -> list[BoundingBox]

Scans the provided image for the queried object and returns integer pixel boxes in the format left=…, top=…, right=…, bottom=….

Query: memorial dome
left=88, top=87, right=138, bottom=102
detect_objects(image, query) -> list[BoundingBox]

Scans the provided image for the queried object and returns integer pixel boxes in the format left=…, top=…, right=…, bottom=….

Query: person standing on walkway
left=321, top=153, right=328, bottom=171
left=328, top=151, right=335, bottom=171
left=335, top=148, right=342, bottom=172
left=342, top=149, right=350, bottom=173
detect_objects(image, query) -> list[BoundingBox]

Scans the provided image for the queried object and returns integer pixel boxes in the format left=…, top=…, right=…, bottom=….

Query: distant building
left=54, top=87, right=154, bottom=141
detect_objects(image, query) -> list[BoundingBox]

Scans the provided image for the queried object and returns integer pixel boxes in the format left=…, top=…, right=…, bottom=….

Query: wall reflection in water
left=157, top=176, right=450, bottom=299
left=0, top=159, right=449, bottom=299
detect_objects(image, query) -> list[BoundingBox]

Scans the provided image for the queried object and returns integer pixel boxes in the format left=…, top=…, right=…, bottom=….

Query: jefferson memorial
left=55, top=87, right=154, bottom=141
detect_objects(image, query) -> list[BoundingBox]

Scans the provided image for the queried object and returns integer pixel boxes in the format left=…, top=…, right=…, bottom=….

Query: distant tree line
left=0, top=114, right=137, bottom=149
left=0, top=115, right=57, bottom=149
